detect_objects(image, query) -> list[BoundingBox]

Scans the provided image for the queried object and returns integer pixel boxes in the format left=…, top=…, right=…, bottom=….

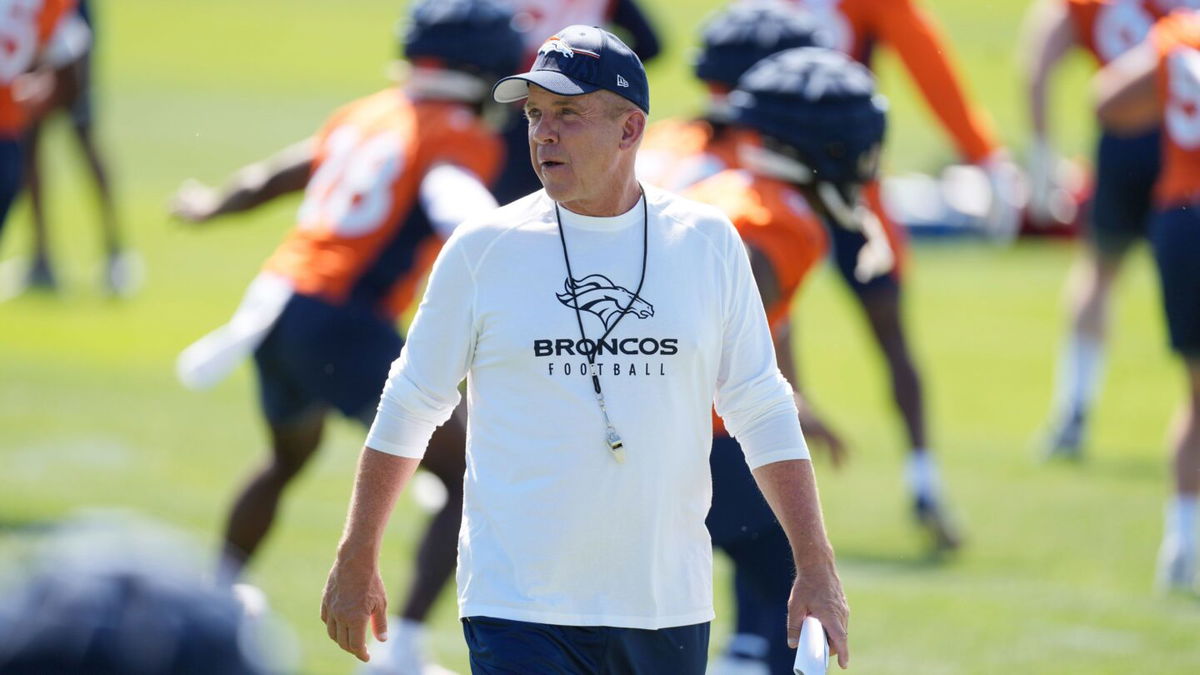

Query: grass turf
left=2, top=0, right=1198, bottom=672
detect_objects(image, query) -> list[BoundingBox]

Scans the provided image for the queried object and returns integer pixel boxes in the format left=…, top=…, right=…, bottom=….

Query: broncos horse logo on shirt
left=556, top=274, right=654, bottom=331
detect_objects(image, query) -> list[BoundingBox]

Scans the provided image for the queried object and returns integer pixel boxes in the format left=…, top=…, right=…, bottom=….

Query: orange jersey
left=1151, top=9, right=1200, bottom=207
left=0, top=0, right=76, bottom=136
left=638, top=118, right=743, bottom=191
left=1064, top=0, right=1184, bottom=65
left=263, top=90, right=502, bottom=318
left=782, top=0, right=998, bottom=162
left=685, top=169, right=828, bottom=436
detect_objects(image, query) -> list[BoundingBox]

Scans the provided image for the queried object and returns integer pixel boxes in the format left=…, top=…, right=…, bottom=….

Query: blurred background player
left=1024, top=0, right=1191, bottom=459
left=774, top=0, right=1029, bottom=550
left=638, top=0, right=959, bottom=553
left=490, top=0, right=661, bottom=205
left=0, top=512, right=293, bottom=674
left=22, top=0, right=136, bottom=296
left=1093, top=6, right=1200, bottom=592
left=168, top=1, right=523, bottom=672
left=685, top=45, right=889, bottom=674
left=0, top=0, right=90, bottom=289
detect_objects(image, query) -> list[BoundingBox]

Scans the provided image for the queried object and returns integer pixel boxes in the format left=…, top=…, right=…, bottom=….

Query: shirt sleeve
left=711, top=221, right=810, bottom=469
left=41, top=14, right=90, bottom=68
left=876, top=0, right=1000, bottom=163
left=365, top=229, right=479, bottom=457
left=419, top=163, right=499, bottom=241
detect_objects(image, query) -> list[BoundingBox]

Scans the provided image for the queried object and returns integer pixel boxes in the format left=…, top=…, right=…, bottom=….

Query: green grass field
left=2, top=0, right=1198, bottom=672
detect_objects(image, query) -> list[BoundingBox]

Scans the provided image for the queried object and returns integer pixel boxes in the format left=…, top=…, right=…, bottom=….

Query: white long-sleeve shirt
left=366, top=185, right=808, bottom=629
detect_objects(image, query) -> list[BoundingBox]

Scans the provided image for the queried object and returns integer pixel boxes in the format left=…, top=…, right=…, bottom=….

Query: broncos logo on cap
left=556, top=274, right=653, bottom=331
left=538, top=36, right=601, bottom=60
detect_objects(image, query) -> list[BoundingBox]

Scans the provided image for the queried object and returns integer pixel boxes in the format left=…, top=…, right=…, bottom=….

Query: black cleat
left=914, top=496, right=963, bottom=553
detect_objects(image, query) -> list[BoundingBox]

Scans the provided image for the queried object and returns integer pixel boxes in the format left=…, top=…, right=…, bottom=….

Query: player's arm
left=1023, top=0, right=1077, bottom=221
left=419, top=163, right=498, bottom=240
left=878, top=0, right=1022, bottom=240
left=1094, top=42, right=1160, bottom=134
left=610, top=0, right=662, bottom=63
left=746, top=244, right=846, bottom=465
left=170, top=138, right=314, bottom=224
left=878, top=0, right=1001, bottom=163
left=1024, top=0, right=1077, bottom=142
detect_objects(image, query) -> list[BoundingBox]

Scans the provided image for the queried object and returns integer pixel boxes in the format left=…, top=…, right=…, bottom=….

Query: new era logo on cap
left=491, top=24, right=650, bottom=113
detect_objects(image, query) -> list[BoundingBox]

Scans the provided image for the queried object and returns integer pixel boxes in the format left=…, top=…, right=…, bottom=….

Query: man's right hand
left=169, top=179, right=221, bottom=223
left=320, top=552, right=390, bottom=662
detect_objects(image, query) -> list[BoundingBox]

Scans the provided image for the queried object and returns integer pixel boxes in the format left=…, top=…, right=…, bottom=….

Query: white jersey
left=367, top=186, right=808, bottom=629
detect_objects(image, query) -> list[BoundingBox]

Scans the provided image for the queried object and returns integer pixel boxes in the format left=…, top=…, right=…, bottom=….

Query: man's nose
left=530, top=115, right=557, bottom=145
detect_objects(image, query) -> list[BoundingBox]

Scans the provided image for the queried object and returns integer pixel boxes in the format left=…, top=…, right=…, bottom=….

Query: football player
left=490, top=0, right=661, bottom=205
left=1024, top=0, right=1194, bottom=458
left=0, top=0, right=90, bottom=265
left=640, top=0, right=960, bottom=554
left=22, top=0, right=135, bottom=296
left=168, top=1, right=522, bottom=671
left=1093, top=5, right=1200, bottom=592
left=685, top=45, right=888, bottom=674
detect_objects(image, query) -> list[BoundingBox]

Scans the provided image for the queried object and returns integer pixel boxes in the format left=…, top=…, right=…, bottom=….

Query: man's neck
left=558, top=179, right=642, bottom=217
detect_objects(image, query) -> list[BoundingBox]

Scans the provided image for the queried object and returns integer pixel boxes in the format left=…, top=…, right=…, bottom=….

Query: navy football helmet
left=403, top=0, right=524, bottom=83
left=693, top=0, right=826, bottom=90
left=728, top=47, right=887, bottom=189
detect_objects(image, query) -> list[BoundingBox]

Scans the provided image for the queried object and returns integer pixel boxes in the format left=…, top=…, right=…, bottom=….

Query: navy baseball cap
left=492, top=25, right=650, bottom=113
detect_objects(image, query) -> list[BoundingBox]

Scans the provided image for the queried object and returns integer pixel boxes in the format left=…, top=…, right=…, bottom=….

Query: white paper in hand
left=793, top=616, right=829, bottom=675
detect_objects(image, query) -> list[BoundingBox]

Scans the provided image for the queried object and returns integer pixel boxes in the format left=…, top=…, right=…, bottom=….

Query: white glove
left=1026, top=138, right=1058, bottom=224
left=979, top=150, right=1025, bottom=244
left=853, top=206, right=895, bottom=283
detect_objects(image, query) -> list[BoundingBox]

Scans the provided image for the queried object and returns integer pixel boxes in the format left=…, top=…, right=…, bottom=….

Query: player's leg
left=1045, top=130, right=1159, bottom=458
left=827, top=198, right=960, bottom=551
left=21, top=122, right=56, bottom=290
left=67, top=57, right=135, bottom=296
left=1150, top=205, right=1200, bottom=591
left=218, top=299, right=330, bottom=584
left=219, top=407, right=326, bottom=585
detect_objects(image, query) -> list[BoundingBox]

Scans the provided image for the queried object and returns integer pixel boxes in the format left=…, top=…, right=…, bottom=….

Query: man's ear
left=619, top=110, right=646, bottom=150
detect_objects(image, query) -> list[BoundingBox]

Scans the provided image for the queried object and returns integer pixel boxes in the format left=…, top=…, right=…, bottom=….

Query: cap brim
left=492, top=70, right=601, bottom=103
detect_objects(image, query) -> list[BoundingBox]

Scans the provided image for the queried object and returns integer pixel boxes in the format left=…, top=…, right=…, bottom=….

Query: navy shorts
left=462, top=616, right=710, bottom=675
left=253, top=293, right=402, bottom=424
left=1089, top=129, right=1160, bottom=258
left=0, top=137, right=23, bottom=236
left=1150, top=206, right=1200, bottom=358
left=827, top=223, right=900, bottom=297
left=707, top=434, right=795, bottom=674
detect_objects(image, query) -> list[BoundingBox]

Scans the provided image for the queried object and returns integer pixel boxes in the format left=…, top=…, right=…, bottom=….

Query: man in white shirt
left=320, top=24, right=850, bottom=673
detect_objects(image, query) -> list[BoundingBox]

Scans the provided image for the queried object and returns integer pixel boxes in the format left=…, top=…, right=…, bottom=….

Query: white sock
left=906, top=449, right=941, bottom=503
left=1166, top=496, right=1199, bottom=552
left=381, top=617, right=426, bottom=664
left=727, top=633, right=769, bottom=660
left=1053, top=333, right=1104, bottom=421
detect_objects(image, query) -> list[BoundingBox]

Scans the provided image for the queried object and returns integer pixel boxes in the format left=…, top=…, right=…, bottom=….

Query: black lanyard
left=553, top=188, right=649, bottom=463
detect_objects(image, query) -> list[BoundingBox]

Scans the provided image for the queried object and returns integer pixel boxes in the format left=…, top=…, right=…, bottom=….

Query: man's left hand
left=788, top=562, right=850, bottom=669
